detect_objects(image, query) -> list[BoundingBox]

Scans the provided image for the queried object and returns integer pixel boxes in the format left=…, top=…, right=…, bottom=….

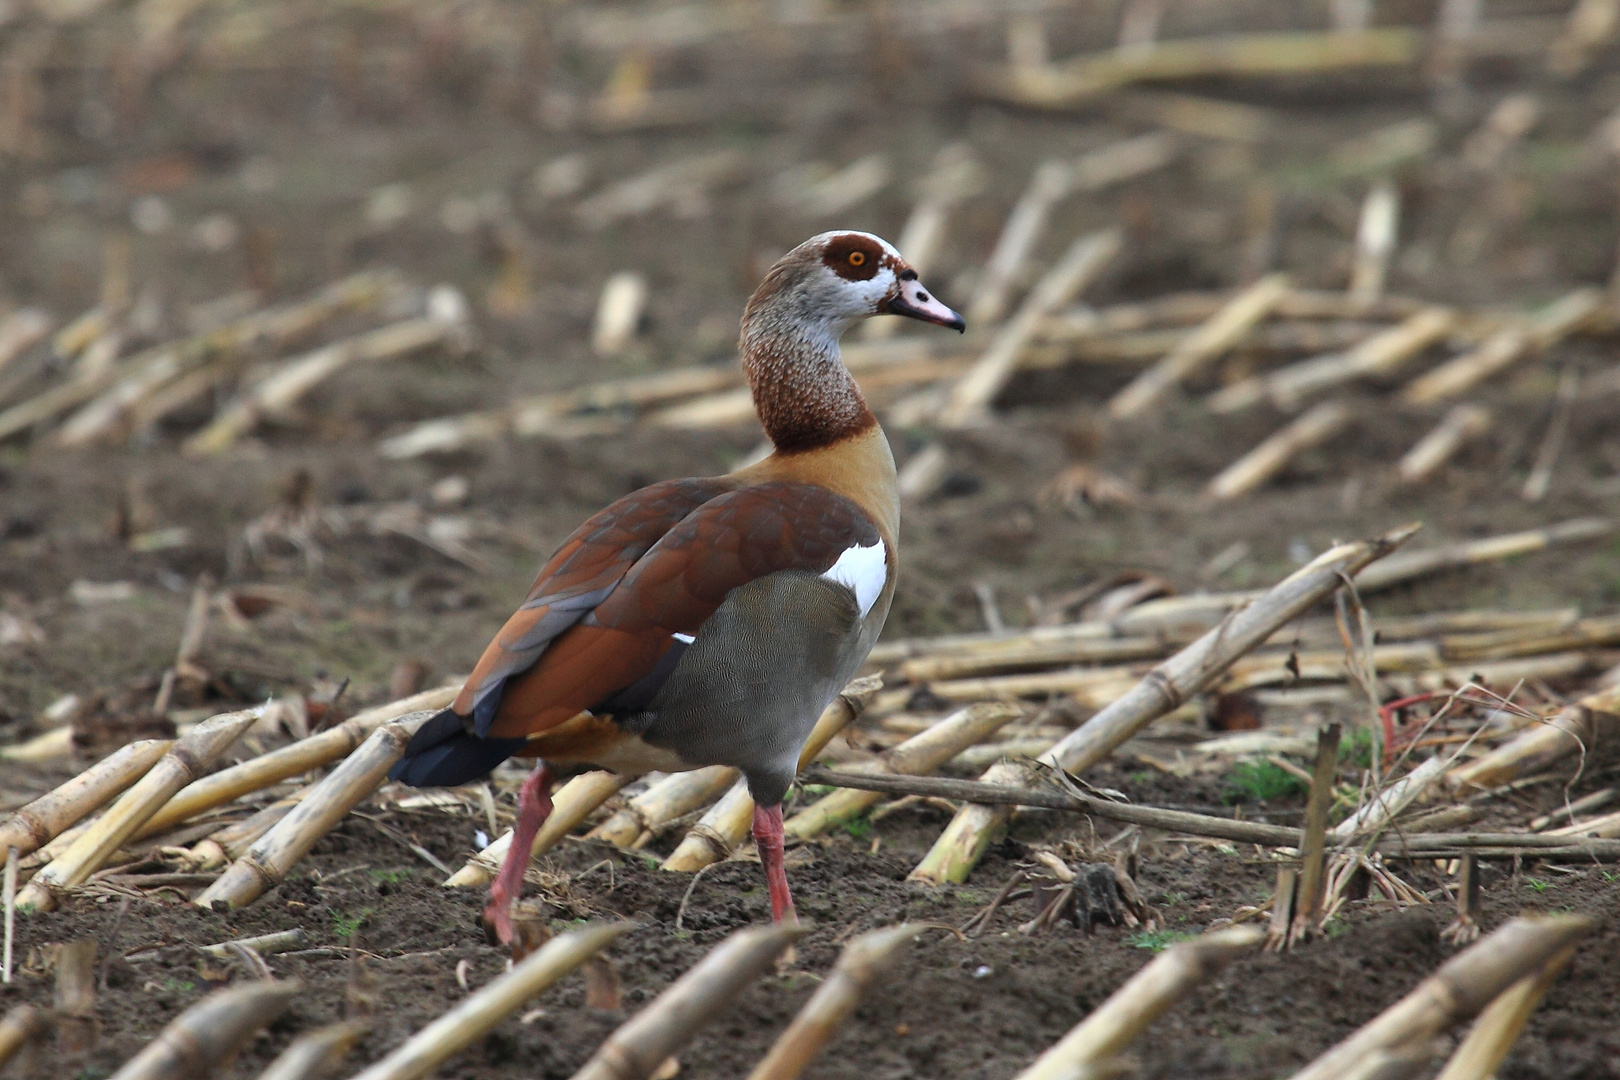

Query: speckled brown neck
left=740, top=272, right=876, bottom=454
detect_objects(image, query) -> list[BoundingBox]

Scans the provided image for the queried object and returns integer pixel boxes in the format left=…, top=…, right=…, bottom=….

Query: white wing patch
left=821, top=539, right=887, bottom=618
left=672, top=632, right=695, bottom=644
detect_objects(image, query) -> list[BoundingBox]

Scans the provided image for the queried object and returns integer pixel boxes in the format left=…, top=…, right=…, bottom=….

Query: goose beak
left=886, top=275, right=966, bottom=333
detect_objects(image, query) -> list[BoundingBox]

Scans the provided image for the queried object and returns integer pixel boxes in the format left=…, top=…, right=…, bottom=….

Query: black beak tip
left=951, top=316, right=967, bottom=334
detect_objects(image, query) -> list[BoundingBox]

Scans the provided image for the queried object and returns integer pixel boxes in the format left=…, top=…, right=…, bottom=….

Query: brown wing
left=457, top=477, right=729, bottom=735
left=483, top=481, right=882, bottom=740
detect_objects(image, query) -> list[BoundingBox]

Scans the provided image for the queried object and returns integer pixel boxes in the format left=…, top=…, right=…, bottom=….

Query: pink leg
left=752, top=803, right=798, bottom=924
left=485, top=762, right=554, bottom=945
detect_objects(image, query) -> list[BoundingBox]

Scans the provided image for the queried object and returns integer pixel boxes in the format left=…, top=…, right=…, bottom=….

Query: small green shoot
left=368, top=868, right=410, bottom=885
left=1128, top=929, right=1196, bottom=953
left=1525, top=878, right=1553, bottom=893
left=332, top=908, right=375, bottom=939
left=1222, top=759, right=1308, bottom=804
left=840, top=815, right=873, bottom=841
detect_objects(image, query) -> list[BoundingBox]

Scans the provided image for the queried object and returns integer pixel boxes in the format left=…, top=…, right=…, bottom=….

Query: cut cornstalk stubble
left=254, top=1018, right=369, bottom=1080
left=140, top=683, right=457, bottom=840
left=587, top=765, right=737, bottom=850
left=19, top=707, right=260, bottom=912
left=745, top=924, right=922, bottom=1080
left=109, top=979, right=302, bottom=1080
left=0, top=738, right=170, bottom=857
left=1013, top=927, right=1264, bottom=1079
left=1108, top=272, right=1290, bottom=420
left=0, top=1004, right=48, bottom=1068
left=662, top=676, right=881, bottom=872
left=195, top=709, right=437, bottom=909
left=351, top=922, right=633, bottom=1080
left=569, top=923, right=808, bottom=1080
left=1203, top=400, right=1351, bottom=502
left=1401, top=287, right=1604, bottom=404
left=1284, top=915, right=1595, bottom=1080
left=784, top=703, right=1021, bottom=840
left=1397, top=404, right=1492, bottom=485
left=444, top=769, right=637, bottom=888
left=911, top=523, right=1417, bottom=885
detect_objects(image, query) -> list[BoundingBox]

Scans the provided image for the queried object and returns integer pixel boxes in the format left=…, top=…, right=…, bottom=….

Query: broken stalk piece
left=109, top=979, right=302, bottom=1080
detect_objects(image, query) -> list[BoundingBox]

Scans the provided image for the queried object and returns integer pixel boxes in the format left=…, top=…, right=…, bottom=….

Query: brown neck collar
left=739, top=289, right=875, bottom=455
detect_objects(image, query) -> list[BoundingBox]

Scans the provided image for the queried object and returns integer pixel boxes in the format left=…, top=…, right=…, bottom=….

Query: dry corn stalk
left=1402, top=287, right=1603, bottom=404
left=1285, top=916, right=1594, bottom=1080
left=254, top=1019, right=369, bottom=1080
left=662, top=676, right=880, bottom=872
left=0, top=739, right=170, bottom=857
left=1108, top=273, right=1290, bottom=420
left=0, top=1004, right=47, bottom=1068
left=1209, top=306, right=1453, bottom=413
left=588, top=765, right=737, bottom=849
left=975, top=28, right=1422, bottom=107
left=570, top=923, right=808, bottom=1080
left=1357, top=517, right=1611, bottom=592
left=784, top=703, right=1020, bottom=839
left=110, top=980, right=301, bottom=1080
left=1013, top=928, right=1263, bottom=1079
left=185, top=314, right=467, bottom=454
left=745, top=924, right=921, bottom=1080
left=19, top=708, right=260, bottom=912
left=351, top=922, right=633, bottom=1080
left=1397, top=404, right=1491, bottom=484
left=912, top=524, right=1416, bottom=884
left=1448, top=684, right=1620, bottom=792
left=940, top=228, right=1121, bottom=427
left=1432, top=944, right=1576, bottom=1080
left=1349, top=179, right=1399, bottom=305
left=899, top=635, right=1167, bottom=683
left=195, top=710, right=436, bottom=909
left=592, top=272, right=649, bottom=358
left=445, top=769, right=636, bottom=888
left=1333, top=756, right=1449, bottom=842
left=1204, top=401, right=1350, bottom=501
left=140, top=684, right=457, bottom=839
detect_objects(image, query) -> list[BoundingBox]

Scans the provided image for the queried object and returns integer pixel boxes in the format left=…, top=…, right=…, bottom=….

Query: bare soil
left=1, top=1, right=1619, bottom=1076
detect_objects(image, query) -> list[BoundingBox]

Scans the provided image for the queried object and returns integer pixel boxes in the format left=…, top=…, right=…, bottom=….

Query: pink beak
left=886, top=274, right=965, bottom=332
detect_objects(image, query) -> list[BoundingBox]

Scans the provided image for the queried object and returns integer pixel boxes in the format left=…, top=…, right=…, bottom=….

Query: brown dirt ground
left=1, top=1, right=1619, bottom=1076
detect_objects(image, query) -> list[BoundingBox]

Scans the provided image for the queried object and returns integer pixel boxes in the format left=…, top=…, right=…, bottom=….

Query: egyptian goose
left=391, top=231, right=964, bottom=941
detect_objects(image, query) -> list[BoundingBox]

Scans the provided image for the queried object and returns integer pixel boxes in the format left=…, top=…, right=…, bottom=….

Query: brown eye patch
left=821, top=234, right=883, bottom=281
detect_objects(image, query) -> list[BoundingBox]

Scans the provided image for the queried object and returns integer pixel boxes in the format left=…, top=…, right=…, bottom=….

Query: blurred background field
left=1, top=0, right=1620, bottom=1076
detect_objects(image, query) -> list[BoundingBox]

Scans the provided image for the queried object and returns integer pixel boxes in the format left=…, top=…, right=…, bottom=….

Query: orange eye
left=848, top=251, right=866, bottom=266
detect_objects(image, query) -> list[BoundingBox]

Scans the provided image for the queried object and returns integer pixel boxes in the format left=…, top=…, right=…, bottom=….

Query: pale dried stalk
left=899, top=636, right=1166, bottom=683
left=1349, top=179, right=1400, bottom=305
left=19, top=708, right=260, bottom=912
left=745, top=924, right=921, bottom=1080
left=784, top=703, right=1020, bottom=839
left=911, top=524, right=1416, bottom=884
left=1546, top=807, right=1620, bottom=839
left=109, top=979, right=302, bottom=1080
left=910, top=666, right=1142, bottom=708
left=969, top=137, right=1165, bottom=325
left=140, top=684, right=456, bottom=839
left=1448, top=684, right=1620, bottom=792
left=941, top=229, right=1121, bottom=427
left=351, top=922, right=633, bottom=1080
left=1205, top=401, right=1350, bottom=501
left=1432, top=944, right=1576, bottom=1080
left=444, top=770, right=636, bottom=888
left=1209, top=306, right=1453, bottom=414
left=975, top=28, right=1423, bottom=108
left=1109, top=273, right=1290, bottom=420
left=592, top=272, right=649, bottom=358
left=661, top=677, right=881, bottom=872
left=254, top=1019, right=369, bottom=1080
left=1333, top=756, right=1450, bottom=842
left=1291, top=726, right=1342, bottom=942
left=1547, top=0, right=1619, bottom=76
left=0, top=271, right=396, bottom=445
left=1521, top=367, right=1578, bottom=502
left=184, top=315, right=465, bottom=454
left=0, top=739, right=170, bottom=857
left=199, top=928, right=309, bottom=959
left=1013, top=928, right=1263, bottom=1079
left=1402, top=287, right=1603, bottom=404
left=570, top=923, right=808, bottom=1080
left=0, top=1005, right=47, bottom=1067
left=587, top=766, right=738, bottom=849
left=1397, top=404, right=1491, bottom=484
left=1285, top=916, right=1594, bottom=1080
left=195, top=710, right=437, bottom=909
left=0, top=309, right=51, bottom=375
left=1357, top=517, right=1612, bottom=592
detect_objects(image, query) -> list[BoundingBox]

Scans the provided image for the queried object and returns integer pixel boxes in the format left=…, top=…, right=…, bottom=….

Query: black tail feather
left=389, top=707, right=527, bottom=787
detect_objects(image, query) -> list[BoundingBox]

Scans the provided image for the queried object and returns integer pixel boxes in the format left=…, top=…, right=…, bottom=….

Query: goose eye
left=848, top=251, right=866, bottom=266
